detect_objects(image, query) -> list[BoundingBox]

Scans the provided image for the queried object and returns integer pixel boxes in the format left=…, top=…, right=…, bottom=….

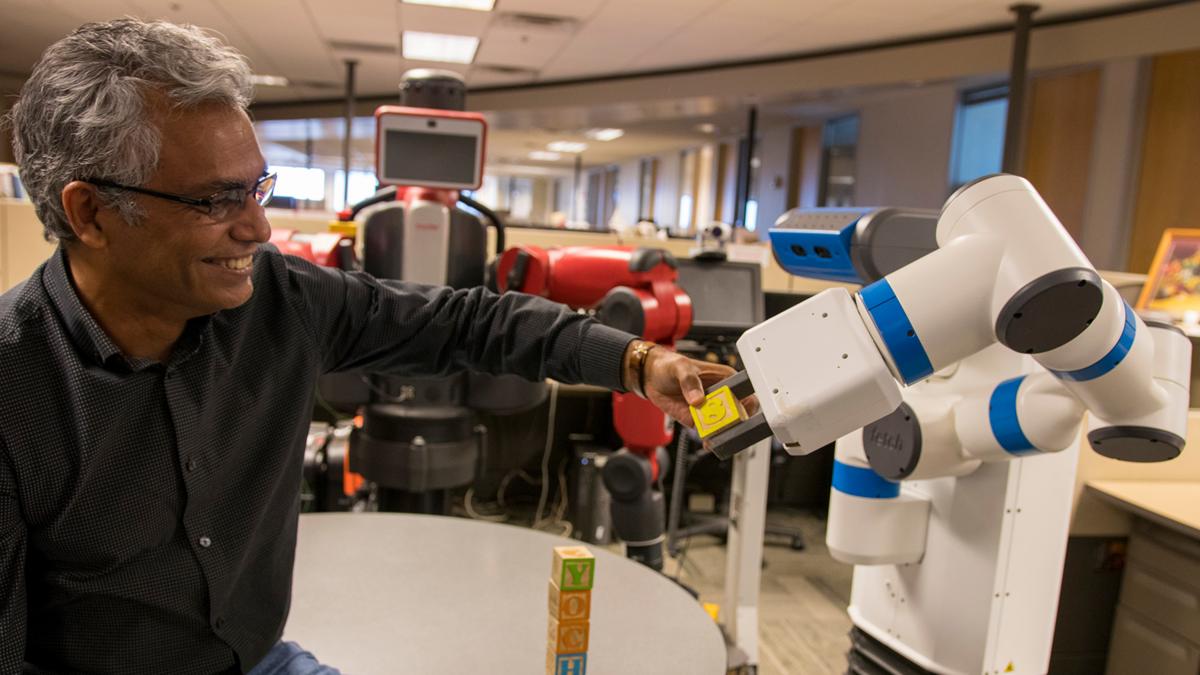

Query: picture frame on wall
left=1135, top=228, right=1200, bottom=318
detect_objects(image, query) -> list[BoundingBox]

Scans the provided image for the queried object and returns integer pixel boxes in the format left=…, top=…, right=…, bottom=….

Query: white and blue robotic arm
left=705, top=173, right=1190, bottom=467
left=700, top=173, right=1191, bottom=675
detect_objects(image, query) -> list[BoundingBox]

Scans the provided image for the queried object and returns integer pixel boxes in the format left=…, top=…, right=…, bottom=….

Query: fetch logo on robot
left=868, top=428, right=904, bottom=452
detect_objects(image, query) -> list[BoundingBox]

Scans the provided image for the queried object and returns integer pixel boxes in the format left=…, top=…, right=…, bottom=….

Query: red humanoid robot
left=496, top=244, right=693, bottom=570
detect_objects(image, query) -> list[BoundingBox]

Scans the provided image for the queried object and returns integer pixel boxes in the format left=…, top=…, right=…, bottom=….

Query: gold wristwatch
left=627, top=341, right=657, bottom=399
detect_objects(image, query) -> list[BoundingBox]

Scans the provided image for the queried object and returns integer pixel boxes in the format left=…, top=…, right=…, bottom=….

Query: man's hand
left=622, top=340, right=759, bottom=427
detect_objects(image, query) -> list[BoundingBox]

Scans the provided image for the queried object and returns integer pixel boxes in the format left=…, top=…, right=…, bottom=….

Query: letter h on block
left=547, top=652, right=587, bottom=675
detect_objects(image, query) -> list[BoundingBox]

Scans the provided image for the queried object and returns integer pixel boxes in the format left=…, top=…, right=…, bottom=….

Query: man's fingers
left=677, top=362, right=706, bottom=407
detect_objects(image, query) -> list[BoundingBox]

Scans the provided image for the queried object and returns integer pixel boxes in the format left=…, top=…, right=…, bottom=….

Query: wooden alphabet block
left=548, top=581, right=591, bottom=622
left=548, top=615, right=590, bottom=654
left=551, top=546, right=595, bottom=592
left=690, top=385, right=748, bottom=438
left=546, top=647, right=587, bottom=675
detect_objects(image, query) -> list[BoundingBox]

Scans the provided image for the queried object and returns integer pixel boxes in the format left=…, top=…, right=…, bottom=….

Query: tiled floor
left=658, top=508, right=855, bottom=675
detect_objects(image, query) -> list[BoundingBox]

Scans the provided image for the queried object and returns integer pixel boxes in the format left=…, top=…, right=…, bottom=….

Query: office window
left=332, top=170, right=378, bottom=212
left=273, top=166, right=326, bottom=202
left=818, top=115, right=858, bottom=207
left=949, top=84, right=1008, bottom=192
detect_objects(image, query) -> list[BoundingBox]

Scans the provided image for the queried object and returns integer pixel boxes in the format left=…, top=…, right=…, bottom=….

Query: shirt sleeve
left=272, top=249, right=636, bottom=390
left=0, top=440, right=26, bottom=674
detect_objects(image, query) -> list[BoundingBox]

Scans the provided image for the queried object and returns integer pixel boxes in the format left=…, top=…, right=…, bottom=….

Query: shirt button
left=186, top=459, right=198, bottom=472
left=198, top=536, right=212, bottom=548
left=215, top=617, right=225, bottom=630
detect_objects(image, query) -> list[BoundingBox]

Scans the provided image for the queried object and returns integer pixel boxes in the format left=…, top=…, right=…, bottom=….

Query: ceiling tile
left=308, top=0, right=399, bottom=46
left=474, top=24, right=571, bottom=71
left=212, top=0, right=341, bottom=81
left=491, top=0, right=607, bottom=21
left=398, top=3, right=494, bottom=38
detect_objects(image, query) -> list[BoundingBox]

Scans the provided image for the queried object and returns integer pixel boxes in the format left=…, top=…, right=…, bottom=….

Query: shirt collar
left=44, top=246, right=124, bottom=367
left=43, top=246, right=213, bottom=372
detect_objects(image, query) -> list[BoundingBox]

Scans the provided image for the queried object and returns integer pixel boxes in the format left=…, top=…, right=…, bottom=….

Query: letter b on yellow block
left=689, top=386, right=746, bottom=438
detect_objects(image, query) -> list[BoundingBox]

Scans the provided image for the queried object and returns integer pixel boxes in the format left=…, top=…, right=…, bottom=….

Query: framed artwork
left=1135, top=228, right=1200, bottom=316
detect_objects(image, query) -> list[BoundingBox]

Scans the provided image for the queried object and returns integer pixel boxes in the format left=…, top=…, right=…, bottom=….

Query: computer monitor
left=374, top=106, right=487, bottom=191
left=674, top=258, right=764, bottom=340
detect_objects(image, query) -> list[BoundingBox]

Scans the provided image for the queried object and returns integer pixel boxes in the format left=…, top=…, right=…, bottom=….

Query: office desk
left=282, top=513, right=726, bottom=674
left=1086, top=481, right=1200, bottom=675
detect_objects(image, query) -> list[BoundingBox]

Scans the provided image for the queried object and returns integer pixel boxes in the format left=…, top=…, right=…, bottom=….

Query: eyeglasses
left=85, top=172, right=277, bottom=222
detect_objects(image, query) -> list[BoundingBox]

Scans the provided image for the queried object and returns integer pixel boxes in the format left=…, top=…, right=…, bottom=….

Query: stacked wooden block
left=547, top=546, right=594, bottom=675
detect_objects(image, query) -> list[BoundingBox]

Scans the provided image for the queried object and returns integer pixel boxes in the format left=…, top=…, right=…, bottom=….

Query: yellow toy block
left=551, top=546, right=595, bottom=591
left=689, top=385, right=748, bottom=438
left=548, top=615, right=590, bottom=654
left=546, top=646, right=587, bottom=675
left=549, top=581, right=591, bottom=622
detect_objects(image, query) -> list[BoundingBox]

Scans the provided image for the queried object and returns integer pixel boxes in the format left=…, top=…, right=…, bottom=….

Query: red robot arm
left=497, top=244, right=695, bottom=479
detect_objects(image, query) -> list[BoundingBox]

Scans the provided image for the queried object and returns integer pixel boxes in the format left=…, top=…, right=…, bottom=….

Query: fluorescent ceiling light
left=402, top=31, right=479, bottom=64
left=529, top=151, right=563, bottom=161
left=585, top=128, right=624, bottom=141
left=250, top=74, right=290, bottom=87
left=547, top=141, right=587, bottom=153
left=403, top=0, right=496, bottom=9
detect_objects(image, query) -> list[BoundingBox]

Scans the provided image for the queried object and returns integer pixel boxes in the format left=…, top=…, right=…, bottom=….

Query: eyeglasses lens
left=256, top=174, right=277, bottom=206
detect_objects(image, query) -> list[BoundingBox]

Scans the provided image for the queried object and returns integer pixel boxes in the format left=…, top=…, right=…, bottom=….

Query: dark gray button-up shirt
left=0, top=245, right=634, bottom=674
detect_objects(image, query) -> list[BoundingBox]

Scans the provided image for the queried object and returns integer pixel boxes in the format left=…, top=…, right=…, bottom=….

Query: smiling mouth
left=206, top=255, right=254, bottom=270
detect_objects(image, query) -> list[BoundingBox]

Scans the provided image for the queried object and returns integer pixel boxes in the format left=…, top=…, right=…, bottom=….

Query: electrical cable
left=464, top=487, right=508, bottom=522
left=497, top=469, right=540, bottom=511
left=534, top=380, right=560, bottom=525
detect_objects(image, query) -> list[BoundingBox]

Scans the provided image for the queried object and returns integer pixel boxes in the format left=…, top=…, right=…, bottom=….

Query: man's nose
left=231, top=199, right=271, bottom=243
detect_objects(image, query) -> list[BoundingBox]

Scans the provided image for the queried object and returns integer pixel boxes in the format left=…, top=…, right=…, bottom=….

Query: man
left=1, top=18, right=743, bottom=675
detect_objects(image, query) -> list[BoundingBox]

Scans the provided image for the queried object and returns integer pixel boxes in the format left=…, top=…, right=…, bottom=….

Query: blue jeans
left=246, top=642, right=344, bottom=675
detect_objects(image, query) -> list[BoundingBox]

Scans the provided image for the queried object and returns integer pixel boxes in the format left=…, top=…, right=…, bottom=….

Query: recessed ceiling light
left=403, top=0, right=496, bottom=9
left=695, top=123, right=717, bottom=133
left=529, top=151, right=563, bottom=161
left=402, top=31, right=480, bottom=64
left=250, top=74, right=290, bottom=87
left=585, top=128, right=624, bottom=141
left=547, top=141, right=587, bottom=153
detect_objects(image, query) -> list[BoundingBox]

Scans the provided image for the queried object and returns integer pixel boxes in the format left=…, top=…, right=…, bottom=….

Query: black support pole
left=738, top=105, right=758, bottom=229
left=342, top=60, right=358, bottom=207
left=572, top=154, right=582, bottom=224
left=1002, top=4, right=1039, bottom=175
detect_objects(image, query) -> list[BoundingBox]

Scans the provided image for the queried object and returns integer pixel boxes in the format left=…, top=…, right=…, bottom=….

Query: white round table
left=283, top=513, right=727, bottom=674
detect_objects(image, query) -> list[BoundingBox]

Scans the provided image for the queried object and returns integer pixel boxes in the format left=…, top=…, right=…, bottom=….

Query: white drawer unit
left=1107, top=521, right=1200, bottom=675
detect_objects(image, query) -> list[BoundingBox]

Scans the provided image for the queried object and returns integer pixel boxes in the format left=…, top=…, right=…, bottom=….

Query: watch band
left=629, top=342, right=657, bottom=399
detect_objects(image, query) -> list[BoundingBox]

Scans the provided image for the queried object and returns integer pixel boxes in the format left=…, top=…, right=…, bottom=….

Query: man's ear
left=61, top=181, right=111, bottom=249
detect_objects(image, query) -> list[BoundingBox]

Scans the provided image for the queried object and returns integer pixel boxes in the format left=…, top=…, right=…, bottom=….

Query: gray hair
left=7, top=19, right=254, bottom=242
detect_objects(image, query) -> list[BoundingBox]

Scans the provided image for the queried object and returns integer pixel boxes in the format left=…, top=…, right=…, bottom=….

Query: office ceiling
left=0, top=0, right=1168, bottom=171
left=0, top=0, right=1154, bottom=99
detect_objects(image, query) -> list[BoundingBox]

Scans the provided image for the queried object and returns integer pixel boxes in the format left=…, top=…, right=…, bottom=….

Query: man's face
left=100, top=100, right=271, bottom=319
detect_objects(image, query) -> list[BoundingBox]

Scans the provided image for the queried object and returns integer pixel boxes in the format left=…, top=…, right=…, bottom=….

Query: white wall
left=855, top=83, right=959, bottom=209
left=616, top=159, right=641, bottom=227
left=654, top=150, right=681, bottom=228
left=753, top=125, right=793, bottom=231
